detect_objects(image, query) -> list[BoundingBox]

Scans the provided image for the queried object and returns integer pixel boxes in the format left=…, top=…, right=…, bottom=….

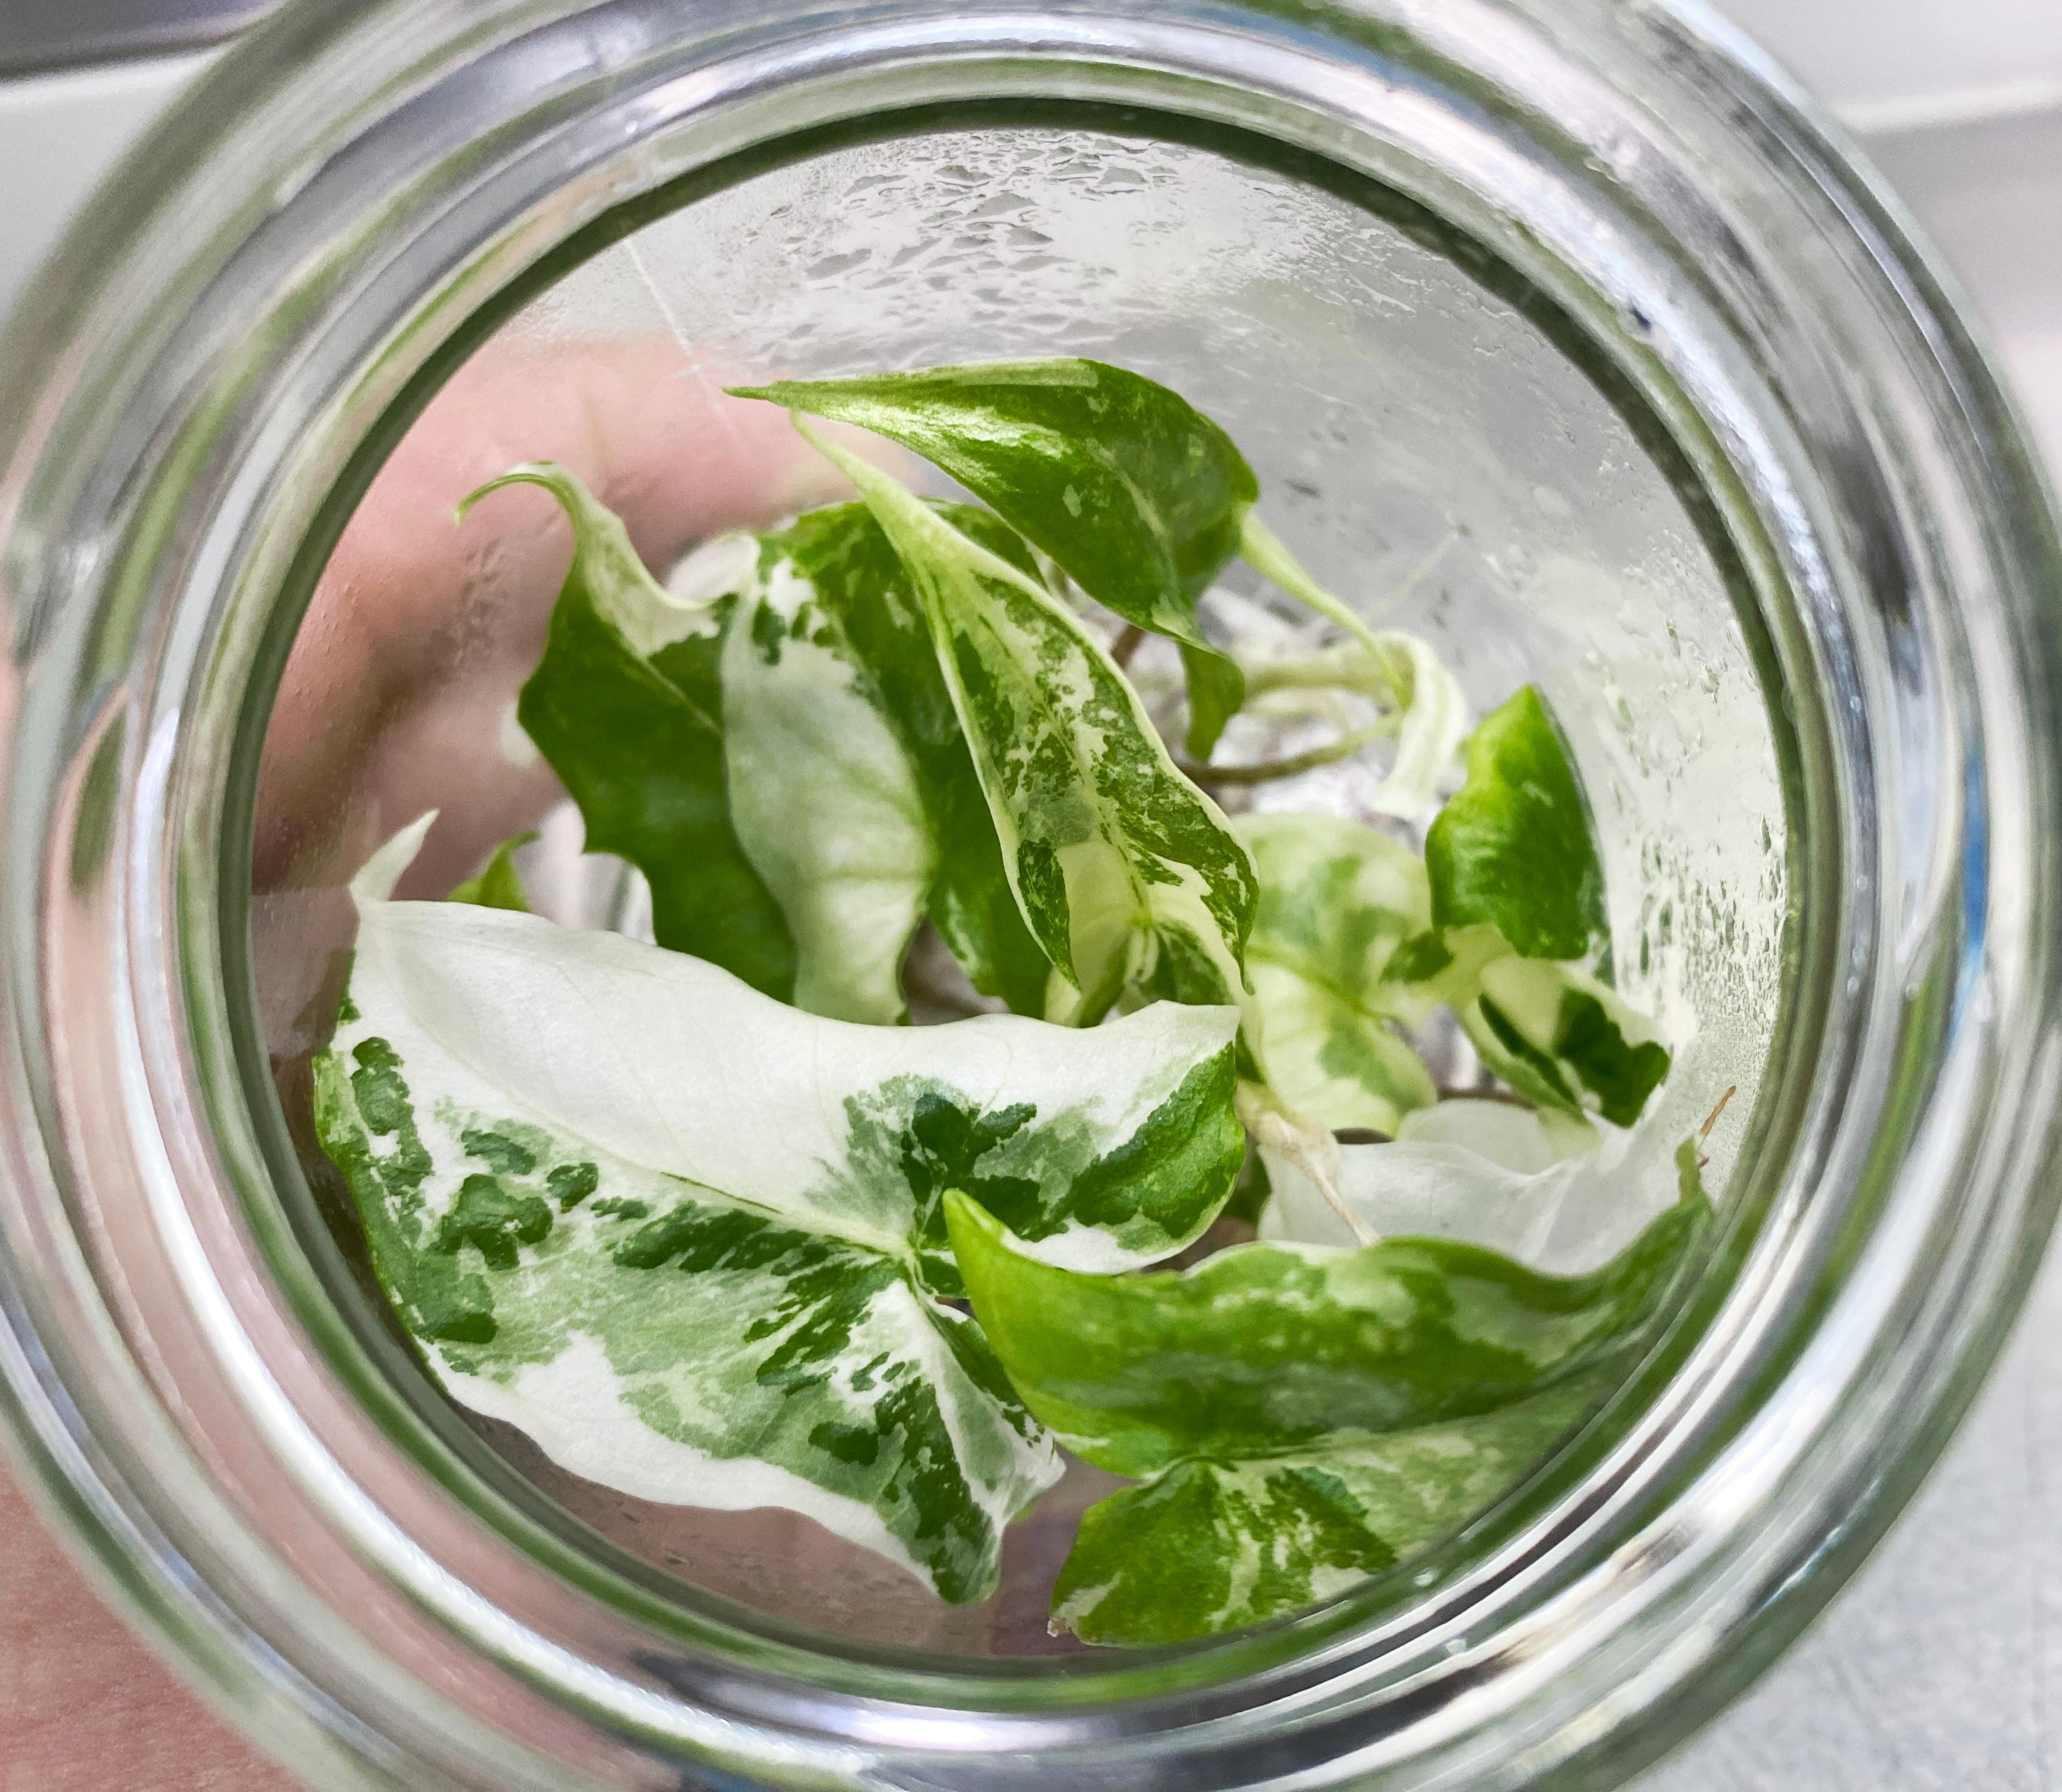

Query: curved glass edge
left=208, top=97, right=1816, bottom=1713
left=0, top=0, right=2052, bottom=1782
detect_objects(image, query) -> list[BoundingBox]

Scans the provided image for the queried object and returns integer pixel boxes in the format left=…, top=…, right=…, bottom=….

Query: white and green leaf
left=801, top=425, right=1259, bottom=1028
left=1049, top=1372, right=1612, bottom=1646
left=315, top=821, right=1244, bottom=1601
left=731, top=359, right=1257, bottom=758
left=1461, top=956, right=1672, bottom=1128
left=469, top=464, right=798, bottom=1001
left=945, top=1178, right=1706, bottom=1478
left=1261, top=1102, right=1700, bottom=1275
left=1237, top=812, right=1436, bottom=1135
left=719, top=539, right=932, bottom=1023
left=759, top=503, right=1051, bottom=1016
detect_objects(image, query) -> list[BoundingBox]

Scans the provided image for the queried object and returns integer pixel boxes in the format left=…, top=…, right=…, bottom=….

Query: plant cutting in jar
left=313, top=359, right=1709, bottom=1646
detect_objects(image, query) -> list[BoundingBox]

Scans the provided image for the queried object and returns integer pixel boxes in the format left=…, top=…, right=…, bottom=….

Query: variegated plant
left=1414, top=686, right=1672, bottom=1128
left=1235, top=811, right=1437, bottom=1135
left=731, top=359, right=1465, bottom=795
left=310, top=354, right=1705, bottom=1649
left=475, top=468, right=1050, bottom=1023
left=316, top=818, right=1243, bottom=1604
left=946, top=1150, right=1709, bottom=1643
left=798, top=423, right=1258, bottom=1029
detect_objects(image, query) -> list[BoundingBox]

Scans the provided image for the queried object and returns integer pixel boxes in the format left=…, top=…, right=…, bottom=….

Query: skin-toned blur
left=3, top=339, right=844, bottom=1790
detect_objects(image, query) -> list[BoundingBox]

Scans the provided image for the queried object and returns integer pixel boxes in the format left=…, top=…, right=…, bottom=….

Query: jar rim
left=3, top=1, right=2058, bottom=1786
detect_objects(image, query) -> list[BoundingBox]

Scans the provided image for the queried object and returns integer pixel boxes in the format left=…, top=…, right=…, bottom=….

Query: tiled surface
left=0, top=17, right=2059, bottom=1792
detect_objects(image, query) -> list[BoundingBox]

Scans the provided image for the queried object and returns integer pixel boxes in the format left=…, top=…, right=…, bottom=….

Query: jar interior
left=246, top=110, right=1789, bottom=1660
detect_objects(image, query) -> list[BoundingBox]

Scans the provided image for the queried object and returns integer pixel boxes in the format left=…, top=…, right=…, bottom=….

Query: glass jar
left=2, top=1, right=2058, bottom=1787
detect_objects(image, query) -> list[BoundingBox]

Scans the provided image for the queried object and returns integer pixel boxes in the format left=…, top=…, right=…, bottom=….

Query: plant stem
left=1242, top=645, right=1393, bottom=701
left=1180, top=715, right=1400, bottom=786
left=1239, top=513, right=1412, bottom=702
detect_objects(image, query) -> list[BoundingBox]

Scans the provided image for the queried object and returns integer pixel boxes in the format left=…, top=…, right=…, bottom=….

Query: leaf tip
left=350, top=811, right=440, bottom=907
left=454, top=460, right=569, bottom=527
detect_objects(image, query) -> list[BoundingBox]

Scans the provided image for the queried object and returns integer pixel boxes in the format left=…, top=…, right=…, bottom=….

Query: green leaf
left=1237, top=812, right=1436, bottom=1134
left=944, top=1177, right=1707, bottom=1477
left=1180, top=641, right=1248, bottom=763
left=718, top=527, right=933, bottom=1023
left=800, top=425, right=1259, bottom=1027
left=729, top=360, right=1256, bottom=760
left=468, top=463, right=796, bottom=1001
left=314, top=822, right=1244, bottom=1601
left=1462, top=957, right=1671, bottom=1129
left=477, top=469, right=1036, bottom=1025
left=1260, top=1099, right=1696, bottom=1271
left=1425, top=685, right=1606, bottom=965
left=759, top=503, right=1050, bottom=1015
left=1051, top=1371, right=1612, bottom=1646
left=447, top=832, right=536, bottom=913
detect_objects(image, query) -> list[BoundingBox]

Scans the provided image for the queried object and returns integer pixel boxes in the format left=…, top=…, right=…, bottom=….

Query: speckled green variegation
left=1238, top=812, right=1436, bottom=1135
left=803, top=426, right=1259, bottom=1029
left=477, top=467, right=1058, bottom=1023
left=731, top=360, right=1256, bottom=758
left=953, top=1147, right=1707, bottom=1643
left=315, top=822, right=1244, bottom=1603
left=1049, top=1371, right=1613, bottom=1646
left=946, top=1186, right=1704, bottom=1479
left=751, top=503, right=1051, bottom=1016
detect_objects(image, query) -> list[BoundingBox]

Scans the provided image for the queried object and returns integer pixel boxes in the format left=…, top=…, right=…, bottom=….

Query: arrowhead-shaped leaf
left=315, top=823, right=1244, bottom=1602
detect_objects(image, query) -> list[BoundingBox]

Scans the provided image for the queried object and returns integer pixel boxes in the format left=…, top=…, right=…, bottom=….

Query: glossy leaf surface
left=473, top=464, right=796, bottom=1000
left=719, top=527, right=933, bottom=1022
left=946, top=1179, right=1705, bottom=1477
left=1051, top=1373, right=1610, bottom=1645
left=315, top=823, right=1243, bottom=1601
left=1462, top=957, right=1672, bottom=1128
left=760, top=503, right=1051, bottom=1015
left=730, top=360, right=1255, bottom=757
left=1425, top=685, right=1606, bottom=965
left=805, top=427, right=1258, bottom=1026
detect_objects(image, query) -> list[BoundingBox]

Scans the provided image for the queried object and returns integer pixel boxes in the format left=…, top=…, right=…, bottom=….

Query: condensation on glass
left=1, top=1, right=2055, bottom=1787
